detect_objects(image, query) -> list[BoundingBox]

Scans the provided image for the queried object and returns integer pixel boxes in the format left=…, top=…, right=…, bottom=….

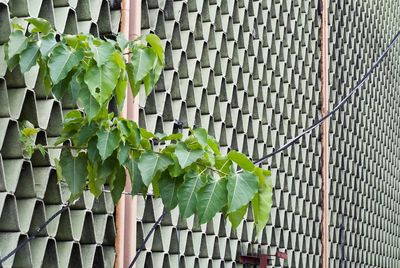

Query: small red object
left=276, top=251, right=288, bottom=259
left=239, top=251, right=288, bottom=267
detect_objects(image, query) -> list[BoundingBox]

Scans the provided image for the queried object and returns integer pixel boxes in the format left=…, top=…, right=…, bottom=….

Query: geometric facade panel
left=329, top=1, right=400, bottom=267
left=0, top=0, right=119, bottom=267
left=139, top=0, right=322, bottom=267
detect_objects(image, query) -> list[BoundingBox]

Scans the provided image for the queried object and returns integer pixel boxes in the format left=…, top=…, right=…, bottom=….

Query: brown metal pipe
left=115, top=0, right=140, bottom=267
left=320, top=0, right=330, bottom=267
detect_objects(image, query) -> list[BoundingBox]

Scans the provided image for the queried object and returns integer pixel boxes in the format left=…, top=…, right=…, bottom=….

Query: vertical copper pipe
left=320, top=0, right=330, bottom=267
left=115, top=0, right=140, bottom=267
left=122, top=1, right=141, bottom=267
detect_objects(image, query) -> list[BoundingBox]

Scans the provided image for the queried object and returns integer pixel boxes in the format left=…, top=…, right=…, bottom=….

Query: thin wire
left=0, top=202, right=69, bottom=265
left=126, top=30, right=400, bottom=266
left=254, top=30, right=400, bottom=166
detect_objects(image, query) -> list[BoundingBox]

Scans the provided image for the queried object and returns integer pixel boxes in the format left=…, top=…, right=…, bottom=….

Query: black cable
left=128, top=209, right=166, bottom=268
left=0, top=202, right=69, bottom=265
left=254, top=30, right=400, bottom=166
left=128, top=30, right=400, bottom=266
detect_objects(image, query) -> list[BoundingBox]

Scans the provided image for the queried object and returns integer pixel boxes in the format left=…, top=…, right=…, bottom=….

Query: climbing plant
left=5, top=17, right=273, bottom=234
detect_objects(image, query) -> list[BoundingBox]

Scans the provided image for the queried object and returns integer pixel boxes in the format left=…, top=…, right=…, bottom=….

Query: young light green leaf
left=226, top=171, right=258, bottom=213
left=252, top=179, right=273, bottom=235
left=146, top=34, right=164, bottom=62
left=177, top=170, right=207, bottom=218
left=48, top=45, right=83, bottom=84
left=84, top=60, right=120, bottom=105
left=78, top=88, right=100, bottom=120
left=228, top=205, right=247, bottom=228
left=60, top=150, right=88, bottom=201
left=138, top=151, right=173, bottom=186
left=175, top=142, right=204, bottom=169
left=197, top=179, right=227, bottom=224
left=21, top=127, right=39, bottom=137
left=126, top=158, right=145, bottom=195
left=19, top=41, right=40, bottom=73
left=158, top=172, right=182, bottom=210
left=6, top=30, right=28, bottom=60
left=227, top=150, right=255, bottom=171
left=25, top=17, right=53, bottom=35
left=131, top=47, right=157, bottom=82
left=96, top=128, right=120, bottom=160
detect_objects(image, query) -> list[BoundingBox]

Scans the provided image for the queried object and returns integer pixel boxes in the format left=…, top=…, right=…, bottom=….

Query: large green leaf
left=87, top=137, right=100, bottom=163
left=226, top=171, right=258, bottom=213
left=76, top=122, right=96, bottom=146
left=126, top=158, right=145, bottom=195
left=89, top=41, right=115, bottom=66
left=19, top=41, right=40, bottom=73
left=111, top=166, right=127, bottom=203
left=252, top=179, right=273, bottom=235
left=78, top=88, right=100, bottom=120
left=117, top=144, right=130, bottom=165
left=6, top=30, right=28, bottom=60
left=197, top=179, right=227, bottom=224
left=48, top=44, right=83, bottom=84
left=138, top=151, right=173, bottom=186
left=116, top=33, right=129, bottom=50
left=115, top=71, right=127, bottom=112
left=25, top=17, right=52, bottom=35
left=175, top=142, right=204, bottom=169
left=126, top=62, right=140, bottom=97
left=96, top=128, right=120, bottom=160
left=146, top=34, right=164, bottom=62
left=228, top=205, right=247, bottom=228
left=177, top=170, right=206, bottom=218
left=227, top=150, right=255, bottom=171
left=40, top=33, right=57, bottom=56
left=215, top=156, right=232, bottom=175
left=131, top=47, right=157, bottom=82
left=60, top=150, right=88, bottom=201
left=158, top=172, right=182, bottom=210
left=88, top=162, right=103, bottom=197
left=193, top=128, right=207, bottom=147
left=84, top=60, right=120, bottom=105
left=143, top=63, right=163, bottom=96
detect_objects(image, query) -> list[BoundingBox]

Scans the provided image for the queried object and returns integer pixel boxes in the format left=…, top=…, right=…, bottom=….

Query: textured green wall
left=138, top=0, right=322, bottom=267
left=0, top=0, right=120, bottom=267
left=329, top=0, right=400, bottom=267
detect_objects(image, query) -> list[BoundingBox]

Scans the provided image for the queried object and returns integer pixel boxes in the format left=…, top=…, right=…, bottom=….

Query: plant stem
left=43, top=145, right=86, bottom=150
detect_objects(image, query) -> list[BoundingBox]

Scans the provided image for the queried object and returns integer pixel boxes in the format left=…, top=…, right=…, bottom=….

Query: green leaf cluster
left=5, top=17, right=163, bottom=114
left=9, top=18, right=273, bottom=234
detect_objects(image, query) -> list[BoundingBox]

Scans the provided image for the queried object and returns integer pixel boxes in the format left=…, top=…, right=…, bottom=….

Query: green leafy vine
left=5, top=17, right=273, bottom=234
